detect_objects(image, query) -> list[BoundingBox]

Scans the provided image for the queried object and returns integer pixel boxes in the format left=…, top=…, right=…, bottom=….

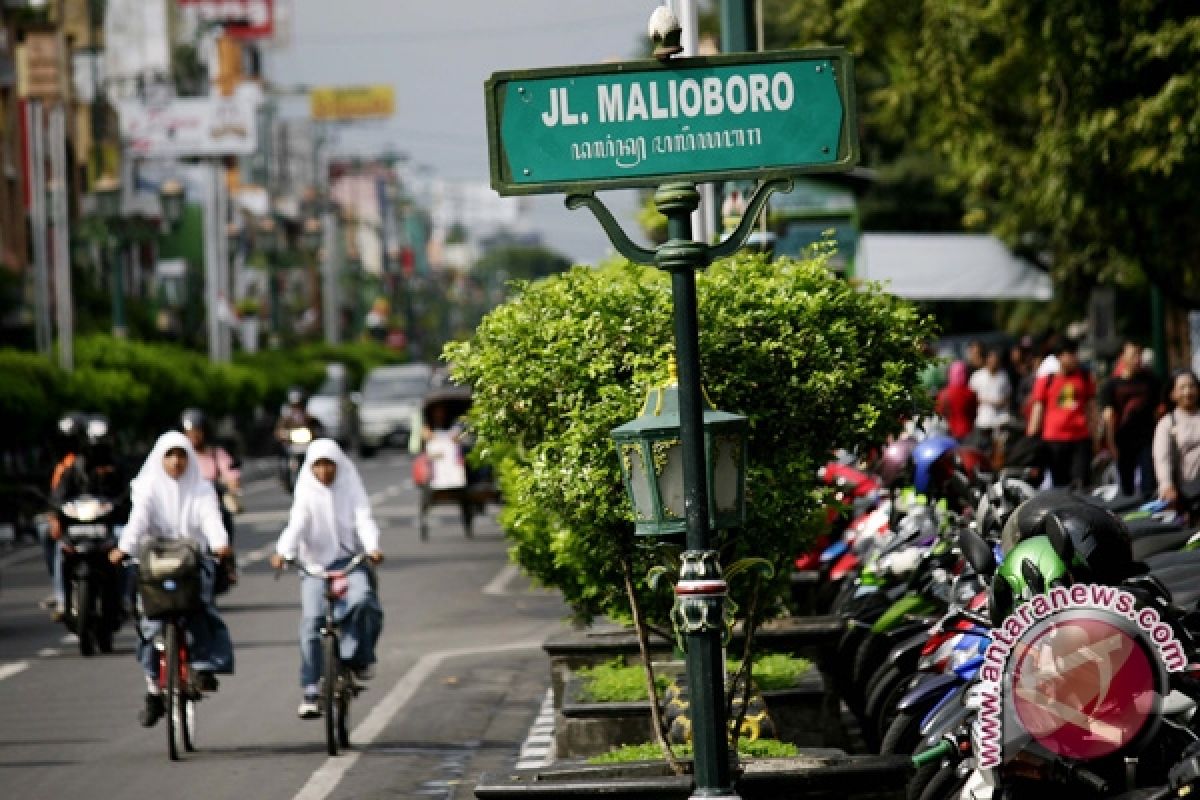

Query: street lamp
left=611, top=358, right=747, bottom=537
left=257, top=215, right=283, bottom=344
left=91, top=175, right=125, bottom=337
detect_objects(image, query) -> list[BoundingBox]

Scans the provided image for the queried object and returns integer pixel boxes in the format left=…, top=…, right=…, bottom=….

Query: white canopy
left=857, top=233, right=1053, bottom=301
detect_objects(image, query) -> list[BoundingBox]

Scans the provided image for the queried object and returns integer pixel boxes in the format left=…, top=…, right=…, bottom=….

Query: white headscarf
left=277, top=438, right=379, bottom=566
left=119, top=431, right=227, bottom=553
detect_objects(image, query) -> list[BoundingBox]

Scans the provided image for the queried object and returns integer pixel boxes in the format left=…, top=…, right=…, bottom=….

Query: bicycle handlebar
left=275, top=552, right=369, bottom=580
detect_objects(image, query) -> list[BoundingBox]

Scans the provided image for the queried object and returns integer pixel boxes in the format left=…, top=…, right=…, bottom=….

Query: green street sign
left=485, top=49, right=857, bottom=196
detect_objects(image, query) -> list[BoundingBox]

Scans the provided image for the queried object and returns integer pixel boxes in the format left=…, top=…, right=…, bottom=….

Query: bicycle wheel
left=336, top=686, right=350, bottom=749
left=165, top=623, right=181, bottom=761
left=323, top=633, right=340, bottom=756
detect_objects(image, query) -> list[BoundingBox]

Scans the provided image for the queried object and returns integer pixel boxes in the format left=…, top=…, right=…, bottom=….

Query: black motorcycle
left=58, top=492, right=127, bottom=656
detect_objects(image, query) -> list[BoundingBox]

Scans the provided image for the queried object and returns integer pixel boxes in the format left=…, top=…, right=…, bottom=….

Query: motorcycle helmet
left=878, top=437, right=917, bottom=489
left=991, top=534, right=1071, bottom=625
left=180, top=408, right=210, bottom=436
left=1000, top=488, right=1096, bottom=553
left=287, top=386, right=306, bottom=406
left=1001, top=495, right=1134, bottom=584
left=911, top=433, right=959, bottom=495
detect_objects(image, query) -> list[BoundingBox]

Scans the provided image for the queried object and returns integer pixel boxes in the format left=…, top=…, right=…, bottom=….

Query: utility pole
left=49, top=105, right=72, bottom=371
left=25, top=99, right=53, bottom=355
left=321, top=208, right=340, bottom=345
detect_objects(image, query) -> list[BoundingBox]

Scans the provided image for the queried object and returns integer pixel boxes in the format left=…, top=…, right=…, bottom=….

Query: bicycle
left=132, top=539, right=209, bottom=762
left=277, top=552, right=369, bottom=756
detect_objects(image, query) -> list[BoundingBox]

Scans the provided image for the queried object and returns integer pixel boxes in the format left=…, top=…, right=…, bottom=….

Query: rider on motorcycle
left=44, top=413, right=129, bottom=621
left=181, top=409, right=241, bottom=591
left=275, top=387, right=322, bottom=443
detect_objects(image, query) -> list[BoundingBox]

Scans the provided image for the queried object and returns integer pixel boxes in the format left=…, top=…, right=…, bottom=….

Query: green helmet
left=990, top=535, right=1070, bottom=626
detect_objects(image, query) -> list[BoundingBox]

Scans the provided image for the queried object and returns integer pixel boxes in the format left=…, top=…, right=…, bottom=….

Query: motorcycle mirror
left=958, top=528, right=997, bottom=577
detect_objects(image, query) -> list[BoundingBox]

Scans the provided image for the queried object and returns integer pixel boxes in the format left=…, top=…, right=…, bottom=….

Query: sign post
left=485, top=47, right=856, bottom=799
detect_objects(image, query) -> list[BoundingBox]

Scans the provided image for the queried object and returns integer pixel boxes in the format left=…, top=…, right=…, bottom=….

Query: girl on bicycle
left=270, top=439, right=384, bottom=719
left=110, top=431, right=235, bottom=727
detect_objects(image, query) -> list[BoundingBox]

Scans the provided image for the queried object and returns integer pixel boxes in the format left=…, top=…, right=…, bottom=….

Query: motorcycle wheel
left=75, top=580, right=95, bottom=657
left=864, top=664, right=906, bottom=738
left=881, top=710, right=920, bottom=755
left=919, top=762, right=964, bottom=800
left=907, top=760, right=942, bottom=800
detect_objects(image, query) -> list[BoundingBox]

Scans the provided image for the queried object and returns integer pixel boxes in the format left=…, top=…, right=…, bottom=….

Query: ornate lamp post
left=92, top=174, right=125, bottom=337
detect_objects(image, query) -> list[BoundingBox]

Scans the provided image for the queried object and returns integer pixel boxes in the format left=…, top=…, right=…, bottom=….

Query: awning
left=857, top=233, right=1053, bottom=301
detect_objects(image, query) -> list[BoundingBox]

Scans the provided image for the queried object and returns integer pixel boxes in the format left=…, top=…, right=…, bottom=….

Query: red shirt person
left=936, top=360, right=978, bottom=440
left=1027, top=341, right=1096, bottom=488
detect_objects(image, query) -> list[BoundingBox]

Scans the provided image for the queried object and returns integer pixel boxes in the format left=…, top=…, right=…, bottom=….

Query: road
left=0, top=451, right=568, bottom=799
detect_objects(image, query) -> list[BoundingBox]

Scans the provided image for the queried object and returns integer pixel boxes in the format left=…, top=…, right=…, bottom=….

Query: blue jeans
left=137, top=557, right=234, bottom=680
left=298, top=559, right=382, bottom=688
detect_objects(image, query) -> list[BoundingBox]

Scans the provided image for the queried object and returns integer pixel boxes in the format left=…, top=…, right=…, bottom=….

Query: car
left=306, top=363, right=360, bottom=449
left=356, top=363, right=435, bottom=457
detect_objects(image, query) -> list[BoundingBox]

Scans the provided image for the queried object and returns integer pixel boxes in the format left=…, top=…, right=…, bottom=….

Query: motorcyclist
left=181, top=409, right=241, bottom=590
left=44, top=413, right=129, bottom=620
left=275, top=387, right=322, bottom=443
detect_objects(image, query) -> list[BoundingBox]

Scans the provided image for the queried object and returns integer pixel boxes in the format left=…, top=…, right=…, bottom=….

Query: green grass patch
left=733, top=653, right=812, bottom=692
left=588, top=738, right=799, bottom=764
left=576, top=658, right=670, bottom=703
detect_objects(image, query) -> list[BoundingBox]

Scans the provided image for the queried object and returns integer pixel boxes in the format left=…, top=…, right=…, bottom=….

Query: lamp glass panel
left=655, top=438, right=685, bottom=522
left=712, top=434, right=741, bottom=513
left=623, top=444, right=656, bottom=521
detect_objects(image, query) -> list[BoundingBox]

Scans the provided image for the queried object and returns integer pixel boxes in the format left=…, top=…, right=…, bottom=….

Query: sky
left=266, top=0, right=663, bottom=265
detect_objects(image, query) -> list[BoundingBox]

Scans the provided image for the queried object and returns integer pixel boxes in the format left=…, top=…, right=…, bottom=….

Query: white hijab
left=131, top=431, right=217, bottom=540
left=292, top=438, right=372, bottom=553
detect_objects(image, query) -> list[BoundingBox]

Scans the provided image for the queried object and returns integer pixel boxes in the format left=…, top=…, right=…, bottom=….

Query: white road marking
left=293, top=639, right=545, bottom=800
left=37, top=648, right=59, bottom=658
left=482, top=564, right=521, bottom=596
left=240, top=545, right=274, bottom=567
left=0, top=661, right=30, bottom=682
left=237, top=509, right=291, bottom=525
left=368, top=485, right=401, bottom=505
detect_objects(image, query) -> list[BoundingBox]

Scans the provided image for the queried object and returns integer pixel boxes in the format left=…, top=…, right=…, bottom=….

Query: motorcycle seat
left=1130, top=528, right=1196, bottom=561
left=1144, top=550, right=1200, bottom=570
left=1148, top=567, right=1200, bottom=611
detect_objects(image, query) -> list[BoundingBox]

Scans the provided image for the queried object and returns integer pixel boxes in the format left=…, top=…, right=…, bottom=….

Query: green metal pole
left=1151, top=284, right=1167, bottom=378
left=719, top=0, right=756, bottom=52
left=110, top=238, right=126, bottom=338
left=655, top=183, right=736, bottom=797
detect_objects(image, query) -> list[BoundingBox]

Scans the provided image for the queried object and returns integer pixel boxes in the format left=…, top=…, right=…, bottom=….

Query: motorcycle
left=279, top=423, right=315, bottom=493
left=57, top=492, right=128, bottom=656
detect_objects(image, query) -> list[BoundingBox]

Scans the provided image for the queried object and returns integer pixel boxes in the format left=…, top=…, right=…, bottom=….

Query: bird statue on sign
left=647, top=5, right=684, bottom=60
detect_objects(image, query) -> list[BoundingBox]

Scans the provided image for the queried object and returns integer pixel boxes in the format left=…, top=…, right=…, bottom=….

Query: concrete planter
left=474, top=753, right=911, bottom=799
left=554, top=663, right=834, bottom=759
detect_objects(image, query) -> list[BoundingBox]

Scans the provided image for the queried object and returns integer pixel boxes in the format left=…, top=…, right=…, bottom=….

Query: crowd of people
left=927, top=335, right=1200, bottom=510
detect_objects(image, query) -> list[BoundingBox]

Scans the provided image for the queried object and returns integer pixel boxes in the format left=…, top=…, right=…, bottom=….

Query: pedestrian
left=964, top=339, right=985, bottom=373
left=1026, top=339, right=1096, bottom=488
left=1098, top=342, right=1161, bottom=498
left=270, top=439, right=384, bottom=719
left=969, top=347, right=1013, bottom=454
left=935, top=360, right=978, bottom=441
left=109, top=431, right=234, bottom=727
left=1153, top=369, right=1200, bottom=516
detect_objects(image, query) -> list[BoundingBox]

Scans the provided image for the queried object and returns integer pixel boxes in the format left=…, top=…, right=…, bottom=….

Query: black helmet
left=1002, top=493, right=1134, bottom=584
left=180, top=408, right=210, bottom=435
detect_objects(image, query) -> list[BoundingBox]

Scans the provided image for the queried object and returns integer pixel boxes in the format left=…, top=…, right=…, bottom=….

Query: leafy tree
left=834, top=1, right=1200, bottom=303
left=472, top=244, right=572, bottom=284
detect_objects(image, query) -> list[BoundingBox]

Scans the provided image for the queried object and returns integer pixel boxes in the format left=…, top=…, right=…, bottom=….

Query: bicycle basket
left=137, top=537, right=203, bottom=619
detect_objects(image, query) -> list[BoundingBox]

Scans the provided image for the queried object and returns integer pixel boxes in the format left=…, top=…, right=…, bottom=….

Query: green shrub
left=588, top=737, right=799, bottom=764
left=446, top=253, right=933, bottom=629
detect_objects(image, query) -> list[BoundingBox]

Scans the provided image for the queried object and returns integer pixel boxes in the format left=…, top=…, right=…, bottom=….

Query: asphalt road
left=0, top=451, right=569, bottom=800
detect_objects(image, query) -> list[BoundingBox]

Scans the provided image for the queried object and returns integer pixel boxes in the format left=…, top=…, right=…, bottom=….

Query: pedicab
left=412, top=385, right=500, bottom=540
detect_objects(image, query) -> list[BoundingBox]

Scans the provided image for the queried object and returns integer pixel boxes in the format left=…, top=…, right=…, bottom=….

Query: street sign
left=485, top=49, right=857, bottom=196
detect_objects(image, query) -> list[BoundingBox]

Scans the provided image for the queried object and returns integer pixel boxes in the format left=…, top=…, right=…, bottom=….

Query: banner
left=118, top=96, right=258, bottom=157
left=310, top=86, right=395, bottom=121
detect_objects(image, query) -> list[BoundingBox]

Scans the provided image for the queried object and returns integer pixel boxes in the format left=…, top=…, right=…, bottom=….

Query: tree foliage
left=826, top=1, right=1200, bottom=301
left=445, top=250, right=933, bottom=627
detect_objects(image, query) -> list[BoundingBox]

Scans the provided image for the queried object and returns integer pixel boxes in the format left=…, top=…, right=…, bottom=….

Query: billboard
left=178, top=0, right=275, bottom=41
left=118, top=96, right=258, bottom=157
left=310, top=85, right=395, bottom=121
